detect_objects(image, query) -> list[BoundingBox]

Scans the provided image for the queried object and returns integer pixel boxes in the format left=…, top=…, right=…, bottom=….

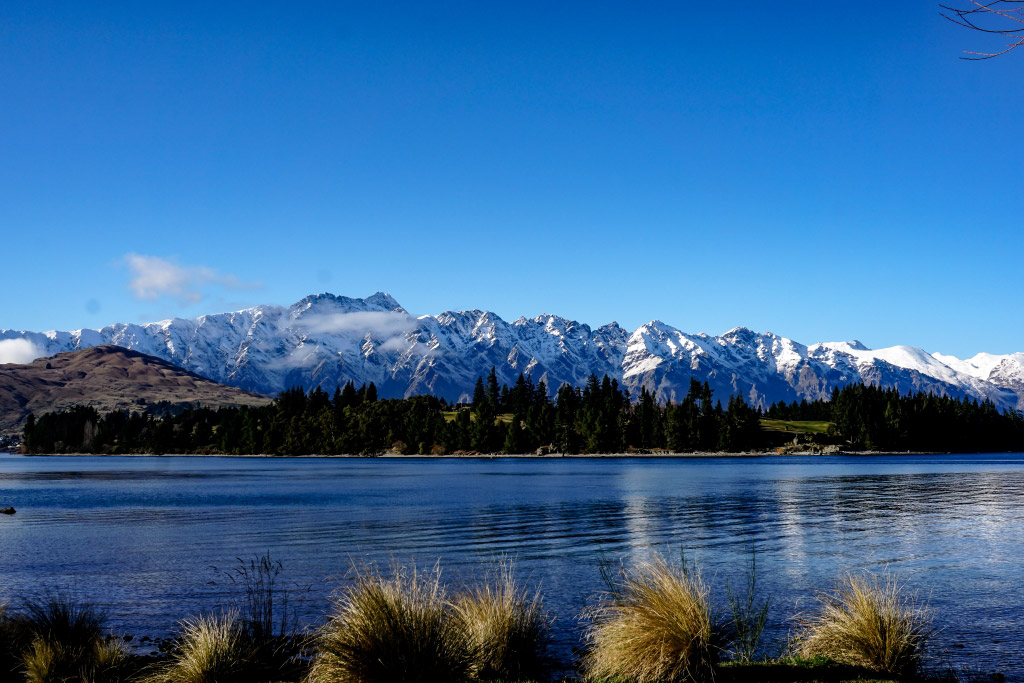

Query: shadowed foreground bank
left=0, top=554, right=1002, bottom=683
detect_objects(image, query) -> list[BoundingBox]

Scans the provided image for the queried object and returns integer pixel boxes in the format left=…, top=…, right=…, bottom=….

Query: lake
left=1, top=453, right=1023, bottom=679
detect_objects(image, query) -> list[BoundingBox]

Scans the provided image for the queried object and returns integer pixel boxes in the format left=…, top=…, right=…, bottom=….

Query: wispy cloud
left=122, top=253, right=261, bottom=305
left=0, top=338, right=44, bottom=365
left=282, top=311, right=440, bottom=361
left=377, top=336, right=438, bottom=358
left=290, top=311, right=416, bottom=336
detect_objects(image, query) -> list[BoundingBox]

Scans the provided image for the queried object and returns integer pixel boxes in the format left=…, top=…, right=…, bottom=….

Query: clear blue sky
left=1, top=2, right=1021, bottom=358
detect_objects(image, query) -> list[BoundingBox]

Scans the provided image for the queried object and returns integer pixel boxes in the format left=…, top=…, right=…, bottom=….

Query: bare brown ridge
left=0, top=345, right=270, bottom=434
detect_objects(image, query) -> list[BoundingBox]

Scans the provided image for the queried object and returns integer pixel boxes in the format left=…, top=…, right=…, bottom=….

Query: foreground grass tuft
left=23, top=637, right=129, bottom=683
left=20, top=596, right=128, bottom=683
left=0, top=602, right=31, bottom=679
left=222, top=552, right=309, bottom=680
left=795, top=572, right=932, bottom=677
left=307, top=562, right=475, bottom=683
left=454, top=560, right=552, bottom=681
left=143, top=612, right=253, bottom=683
left=725, top=551, right=772, bottom=663
left=583, top=554, right=723, bottom=683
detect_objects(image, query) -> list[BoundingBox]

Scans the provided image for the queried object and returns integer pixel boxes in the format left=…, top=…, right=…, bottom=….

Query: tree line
left=21, top=370, right=1024, bottom=455
left=766, top=384, right=1024, bottom=452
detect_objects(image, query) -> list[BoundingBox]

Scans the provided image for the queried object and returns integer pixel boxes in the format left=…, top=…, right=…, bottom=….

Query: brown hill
left=0, top=345, right=270, bottom=433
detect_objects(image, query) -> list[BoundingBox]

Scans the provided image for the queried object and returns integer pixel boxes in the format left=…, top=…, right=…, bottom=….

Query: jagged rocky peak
left=722, top=325, right=756, bottom=338
left=2, top=293, right=1021, bottom=410
left=363, top=291, right=404, bottom=311
left=719, top=326, right=772, bottom=350
left=633, top=319, right=677, bottom=338
left=290, top=291, right=405, bottom=315
left=816, top=339, right=870, bottom=353
left=594, top=321, right=628, bottom=342
left=519, top=313, right=593, bottom=339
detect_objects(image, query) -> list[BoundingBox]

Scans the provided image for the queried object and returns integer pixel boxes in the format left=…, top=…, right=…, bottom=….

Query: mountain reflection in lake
left=1, top=454, right=1022, bottom=679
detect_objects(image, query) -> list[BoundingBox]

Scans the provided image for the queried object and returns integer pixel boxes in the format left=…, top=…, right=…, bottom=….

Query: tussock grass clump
left=0, top=602, right=32, bottom=679
left=23, top=636, right=129, bottom=683
left=23, top=596, right=105, bottom=652
left=308, top=563, right=474, bottom=683
left=20, top=596, right=128, bottom=683
left=221, top=553, right=309, bottom=678
left=147, top=553, right=308, bottom=683
left=795, top=572, right=932, bottom=677
left=454, top=561, right=552, bottom=682
left=725, top=551, right=771, bottom=663
left=221, top=553, right=296, bottom=646
left=143, top=612, right=253, bottom=683
left=584, top=555, right=722, bottom=683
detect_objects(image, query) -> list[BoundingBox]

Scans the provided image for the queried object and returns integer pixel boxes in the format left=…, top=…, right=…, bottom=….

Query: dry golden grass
left=18, top=596, right=128, bottom=683
left=583, top=555, right=721, bottom=683
left=307, top=563, right=475, bottom=683
left=0, top=602, right=30, bottom=678
left=454, top=561, right=552, bottom=681
left=23, top=637, right=129, bottom=683
left=143, top=612, right=253, bottom=683
left=795, top=572, right=932, bottom=676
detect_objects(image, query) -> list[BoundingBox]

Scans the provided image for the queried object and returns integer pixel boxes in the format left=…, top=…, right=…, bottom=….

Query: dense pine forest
left=21, top=369, right=1024, bottom=455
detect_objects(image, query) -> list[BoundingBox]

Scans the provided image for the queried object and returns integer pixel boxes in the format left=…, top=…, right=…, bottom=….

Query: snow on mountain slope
left=807, top=342, right=1019, bottom=409
left=1, top=293, right=1020, bottom=410
left=933, top=351, right=1024, bottom=406
left=622, top=324, right=844, bottom=407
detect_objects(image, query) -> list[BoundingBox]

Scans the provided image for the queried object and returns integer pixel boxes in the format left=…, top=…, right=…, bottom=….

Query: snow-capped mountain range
left=3, top=292, right=1022, bottom=411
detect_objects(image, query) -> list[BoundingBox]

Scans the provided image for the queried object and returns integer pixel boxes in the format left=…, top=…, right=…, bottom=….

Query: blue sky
left=1, top=2, right=1021, bottom=358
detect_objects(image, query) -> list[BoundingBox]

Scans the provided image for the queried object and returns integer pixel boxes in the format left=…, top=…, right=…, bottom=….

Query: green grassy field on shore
left=442, top=410, right=515, bottom=424
left=760, top=419, right=835, bottom=435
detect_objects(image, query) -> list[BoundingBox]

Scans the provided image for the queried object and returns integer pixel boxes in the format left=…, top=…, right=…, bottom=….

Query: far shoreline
left=5, top=450, right=1020, bottom=459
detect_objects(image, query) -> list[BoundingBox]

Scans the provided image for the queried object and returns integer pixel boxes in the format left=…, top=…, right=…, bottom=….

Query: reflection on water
left=1, top=454, right=1023, bottom=678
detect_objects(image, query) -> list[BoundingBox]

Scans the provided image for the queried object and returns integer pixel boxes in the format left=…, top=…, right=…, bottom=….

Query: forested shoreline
left=21, top=369, right=1024, bottom=455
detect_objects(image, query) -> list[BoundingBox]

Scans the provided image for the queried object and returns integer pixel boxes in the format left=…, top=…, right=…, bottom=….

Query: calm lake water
left=1, top=453, right=1023, bottom=679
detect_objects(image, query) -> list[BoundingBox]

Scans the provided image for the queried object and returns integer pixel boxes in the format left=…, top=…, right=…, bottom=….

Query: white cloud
left=377, top=337, right=440, bottom=358
left=291, top=311, right=416, bottom=336
left=378, top=336, right=413, bottom=352
left=281, top=312, right=441, bottom=361
left=123, top=253, right=261, bottom=305
left=0, top=339, right=45, bottom=365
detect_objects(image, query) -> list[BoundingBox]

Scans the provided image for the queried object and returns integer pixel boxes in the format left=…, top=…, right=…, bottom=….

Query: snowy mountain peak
left=290, top=291, right=406, bottom=315
left=723, top=325, right=756, bottom=337
left=1, top=294, right=1020, bottom=411
left=363, top=291, right=404, bottom=311
left=634, top=320, right=677, bottom=338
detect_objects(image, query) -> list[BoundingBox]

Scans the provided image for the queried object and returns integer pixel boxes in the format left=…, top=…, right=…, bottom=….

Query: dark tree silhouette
left=22, top=378, right=1024, bottom=455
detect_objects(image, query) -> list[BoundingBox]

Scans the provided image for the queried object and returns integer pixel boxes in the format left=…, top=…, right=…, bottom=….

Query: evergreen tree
left=339, top=381, right=358, bottom=409
left=23, top=413, right=36, bottom=452
left=503, top=420, right=526, bottom=454
left=21, top=373, right=1024, bottom=456
left=472, top=373, right=497, bottom=452
left=486, top=367, right=500, bottom=412
left=473, top=376, right=486, bottom=406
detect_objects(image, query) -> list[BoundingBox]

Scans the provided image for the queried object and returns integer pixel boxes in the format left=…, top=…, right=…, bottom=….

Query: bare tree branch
left=941, top=0, right=1024, bottom=58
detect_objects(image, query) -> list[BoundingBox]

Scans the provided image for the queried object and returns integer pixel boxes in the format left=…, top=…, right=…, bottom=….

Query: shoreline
left=5, top=450, right=1016, bottom=459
